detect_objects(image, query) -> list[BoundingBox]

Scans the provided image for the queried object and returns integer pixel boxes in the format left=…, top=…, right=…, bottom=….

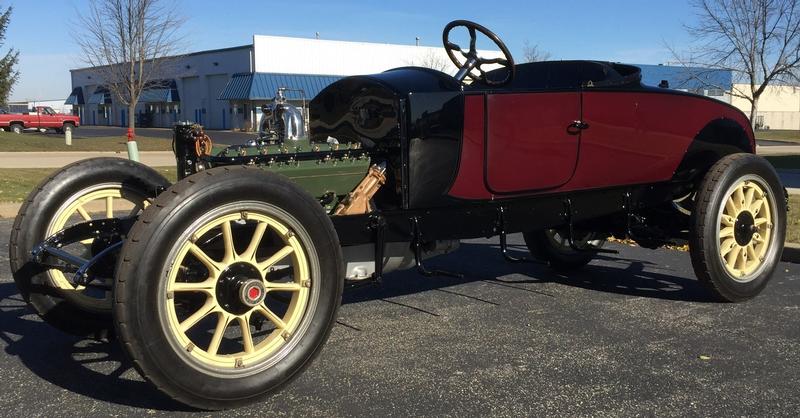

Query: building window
left=707, top=88, right=724, bottom=97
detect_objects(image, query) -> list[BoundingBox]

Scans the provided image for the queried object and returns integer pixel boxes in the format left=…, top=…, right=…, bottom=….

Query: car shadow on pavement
left=344, top=243, right=713, bottom=305
left=0, top=283, right=193, bottom=412
left=0, top=244, right=711, bottom=411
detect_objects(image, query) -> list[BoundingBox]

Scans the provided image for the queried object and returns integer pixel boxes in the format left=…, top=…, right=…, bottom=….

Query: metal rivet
left=302, top=280, right=311, bottom=288
left=186, top=343, right=195, bottom=352
left=281, top=331, right=291, bottom=341
left=166, top=291, right=174, bottom=299
left=235, top=358, right=244, bottom=368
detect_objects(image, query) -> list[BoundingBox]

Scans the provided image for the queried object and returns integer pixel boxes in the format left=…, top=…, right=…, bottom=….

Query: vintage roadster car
left=9, top=20, right=787, bottom=409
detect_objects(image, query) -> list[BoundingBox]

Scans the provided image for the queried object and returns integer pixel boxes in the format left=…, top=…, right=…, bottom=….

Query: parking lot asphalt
left=0, top=218, right=798, bottom=417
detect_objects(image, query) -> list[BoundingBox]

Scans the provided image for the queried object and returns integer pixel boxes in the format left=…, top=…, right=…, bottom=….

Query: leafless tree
left=522, top=40, right=551, bottom=63
left=674, top=0, right=800, bottom=127
left=75, top=0, right=184, bottom=134
left=411, top=50, right=454, bottom=73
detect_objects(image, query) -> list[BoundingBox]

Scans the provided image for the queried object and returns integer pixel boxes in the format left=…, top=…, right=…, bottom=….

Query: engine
left=259, top=88, right=306, bottom=143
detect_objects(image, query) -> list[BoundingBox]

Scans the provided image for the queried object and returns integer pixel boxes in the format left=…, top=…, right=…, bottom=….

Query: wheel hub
left=734, top=211, right=756, bottom=246
left=717, top=177, right=775, bottom=281
left=240, top=279, right=266, bottom=307
left=216, top=262, right=263, bottom=315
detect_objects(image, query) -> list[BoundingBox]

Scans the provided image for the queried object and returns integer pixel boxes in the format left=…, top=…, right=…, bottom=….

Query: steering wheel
left=443, top=20, right=515, bottom=86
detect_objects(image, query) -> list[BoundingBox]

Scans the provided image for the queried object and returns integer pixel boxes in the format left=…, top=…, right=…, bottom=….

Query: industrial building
left=7, top=99, right=73, bottom=114
left=67, top=35, right=748, bottom=131
left=66, top=36, right=479, bottom=131
left=731, top=84, right=800, bottom=130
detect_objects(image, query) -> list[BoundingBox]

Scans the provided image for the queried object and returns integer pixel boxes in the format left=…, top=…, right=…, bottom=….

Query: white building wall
left=70, top=36, right=504, bottom=130
left=70, top=46, right=252, bottom=129
left=731, top=83, right=800, bottom=130
left=253, top=35, right=501, bottom=76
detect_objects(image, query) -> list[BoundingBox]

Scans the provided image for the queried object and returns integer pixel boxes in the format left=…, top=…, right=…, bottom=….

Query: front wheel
left=114, top=166, right=344, bottom=410
left=689, top=153, right=786, bottom=302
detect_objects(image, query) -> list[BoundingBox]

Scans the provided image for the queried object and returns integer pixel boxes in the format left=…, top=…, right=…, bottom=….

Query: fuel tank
left=310, top=67, right=465, bottom=209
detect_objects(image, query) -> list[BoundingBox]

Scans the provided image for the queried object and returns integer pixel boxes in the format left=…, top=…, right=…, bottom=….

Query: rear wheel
left=114, top=166, right=343, bottom=410
left=524, top=228, right=605, bottom=272
left=10, top=123, right=23, bottom=134
left=8, top=158, right=170, bottom=338
left=689, top=153, right=786, bottom=302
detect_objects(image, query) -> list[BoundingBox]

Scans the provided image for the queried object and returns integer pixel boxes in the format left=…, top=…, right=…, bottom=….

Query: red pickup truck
left=0, top=106, right=80, bottom=134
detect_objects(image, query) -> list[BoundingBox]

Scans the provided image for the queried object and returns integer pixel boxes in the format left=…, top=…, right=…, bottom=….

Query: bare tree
left=522, top=40, right=551, bottom=63
left=410, top=50, right=453, bottom=72
left=75, top=0, right=184, bottom=137
left=674, top=0, right=800, bottom=127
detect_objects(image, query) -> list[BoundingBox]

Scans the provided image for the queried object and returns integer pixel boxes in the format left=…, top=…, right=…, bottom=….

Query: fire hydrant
left=126, top=128, right=140, bottom=162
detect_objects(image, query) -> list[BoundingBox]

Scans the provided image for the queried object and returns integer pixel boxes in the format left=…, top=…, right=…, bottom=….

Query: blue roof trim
left=635, top=64, right=732, bottom=91
left=140, top=80, right=180, bottom=103
left=86, top=86, right=112, bottom=105
left=65, top=87, right=84, bottom=105
left=219, top=72, right=343, bottom=101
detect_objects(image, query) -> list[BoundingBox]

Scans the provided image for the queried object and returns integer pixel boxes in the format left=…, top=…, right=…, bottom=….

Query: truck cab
left=0, top=106, right=80, bottom=134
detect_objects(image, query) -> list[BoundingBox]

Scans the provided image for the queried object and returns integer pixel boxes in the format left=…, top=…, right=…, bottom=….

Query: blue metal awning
left=65, top=87, right=84, bottom=105
left=218, top=72, right=342, bottom=101
left=86, top=87, right=112, bottom=105
left=636, top=64, right=733, bottom=91
left=140, top=80, right=180, bottom=103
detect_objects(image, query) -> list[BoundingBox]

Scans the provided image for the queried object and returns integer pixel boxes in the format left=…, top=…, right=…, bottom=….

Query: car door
left=37, top=108, right=56, bottom=129
left=484, top=63, right=582, bottom=194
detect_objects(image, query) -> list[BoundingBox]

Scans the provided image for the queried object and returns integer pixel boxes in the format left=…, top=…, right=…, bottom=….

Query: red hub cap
left=240, top=279, right=266, bottom=307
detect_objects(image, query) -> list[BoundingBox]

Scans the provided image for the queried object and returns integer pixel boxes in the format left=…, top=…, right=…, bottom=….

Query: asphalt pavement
left=0, top=218, right=798, bottom=417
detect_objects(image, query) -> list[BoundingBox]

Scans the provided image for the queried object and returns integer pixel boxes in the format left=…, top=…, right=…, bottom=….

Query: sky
left=4, top=0, right=699, bottom=101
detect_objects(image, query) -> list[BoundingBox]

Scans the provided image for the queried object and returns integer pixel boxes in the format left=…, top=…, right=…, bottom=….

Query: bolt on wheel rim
left=717, top=177, right=774, bottom=282
left=46, top=184, right=149, bottom=313
left=164, top=211, right=312, bottom=370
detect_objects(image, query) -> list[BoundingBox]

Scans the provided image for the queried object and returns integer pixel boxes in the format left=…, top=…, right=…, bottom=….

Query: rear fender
left=673, top=118, right=754, bottom=184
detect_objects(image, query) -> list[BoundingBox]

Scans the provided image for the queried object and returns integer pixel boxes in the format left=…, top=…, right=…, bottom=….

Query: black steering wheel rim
left=442, top=20, right=515, bottom=86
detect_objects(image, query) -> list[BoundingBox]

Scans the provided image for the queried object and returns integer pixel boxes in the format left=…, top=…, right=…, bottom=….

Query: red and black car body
left=309, top=61, right=755, bottom=247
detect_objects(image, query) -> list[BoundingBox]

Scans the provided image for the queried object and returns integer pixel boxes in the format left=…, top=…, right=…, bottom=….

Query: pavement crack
left=379, top=298, right=440, bottom=317
left=434, top=288, right=499, bottom=306
left=335, top=320, right=362, bottom=332
left=482, top=279, right=555, bottom=297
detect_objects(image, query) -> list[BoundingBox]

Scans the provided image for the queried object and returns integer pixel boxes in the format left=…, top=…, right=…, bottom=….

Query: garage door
left=207, top=74, right=230, bottom=130
left=181, top=76, right=204, bottom=125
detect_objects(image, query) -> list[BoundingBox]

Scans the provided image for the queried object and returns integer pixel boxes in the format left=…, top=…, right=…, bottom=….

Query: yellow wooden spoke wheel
left=164, top=212, right=312, bottom=369
left=9, top=158, right=171, bottom=338
left=112, top=167, right=344, bottom=409
left=46, top=183, right=150, bottom=313
left=716, top=178, right=774, bottom=281
left=690, top=154, right=786, bottom=302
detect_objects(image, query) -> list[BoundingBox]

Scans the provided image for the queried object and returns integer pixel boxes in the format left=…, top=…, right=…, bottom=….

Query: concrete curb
left=783, top=244, right=800, bottom=264
left=0, top=202, right=21, bottom=218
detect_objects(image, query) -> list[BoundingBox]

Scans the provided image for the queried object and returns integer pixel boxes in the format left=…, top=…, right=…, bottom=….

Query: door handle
left=567, top=120, right=589, bottom=135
